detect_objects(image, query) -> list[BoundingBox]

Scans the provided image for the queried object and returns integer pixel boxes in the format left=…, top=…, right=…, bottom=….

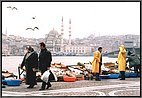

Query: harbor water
left=2, top=56, right=117, bottom=76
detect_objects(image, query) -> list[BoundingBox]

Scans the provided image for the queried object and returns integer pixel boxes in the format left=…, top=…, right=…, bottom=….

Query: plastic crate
left=125, top=72, right=130, bottom=78
left=129, top=73, right=138, bottom=78
left=108, top=74, right=119, bottom=79
left=2, top=80, right=7, bottom=85
left=138, top=73, right=140, bottom=77
left=6, top=79, right=21, bottom=86
left=63, top=75, right=76, bottom=82
left=100, top=75, right=109, bottom=79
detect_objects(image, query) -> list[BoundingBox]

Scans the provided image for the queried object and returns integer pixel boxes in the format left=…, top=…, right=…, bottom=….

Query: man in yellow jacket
left=117, top=45, right=126, bottom=80
left=92, top=47, right=102, bottom=81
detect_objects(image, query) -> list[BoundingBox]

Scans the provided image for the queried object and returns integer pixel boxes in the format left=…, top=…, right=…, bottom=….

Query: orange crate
left=63, top=75, right=76, bottom=82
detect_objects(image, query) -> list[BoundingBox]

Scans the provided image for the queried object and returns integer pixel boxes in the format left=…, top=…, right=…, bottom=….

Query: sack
left=49, top=69, right=58, bottom=82
left=41, top=70, right=50, bottom=83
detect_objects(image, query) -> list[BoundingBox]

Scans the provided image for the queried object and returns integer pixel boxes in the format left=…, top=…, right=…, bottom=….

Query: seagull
left=12, top=7, right=18, bottom=10
left=7, top=6, right=11, bottom=8
left=7, top=6, right=18, bottom=10
left=26, top=27, right=39, bottom=31
left=32, top=16, right=36, bottom=19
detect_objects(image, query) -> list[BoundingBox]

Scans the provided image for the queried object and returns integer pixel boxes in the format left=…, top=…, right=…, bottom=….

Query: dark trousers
left=120, top=71, right=125, bottom=80
left=41, top=81, right=51, bottom=89
left=96, top=65, right=101, bottom=80
left=134, top=65, right=140, bottom=74
left=99, top=65, right=101, bottom=74
left=41, top=70, right=51, bottom=89
left=96, top=73, right=100, bottom=80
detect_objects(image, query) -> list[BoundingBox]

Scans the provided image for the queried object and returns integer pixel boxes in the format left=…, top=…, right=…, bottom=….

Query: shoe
left=39, top=88, right=45, bottom=90
left=95, top=79, right=101, bottom=81
left=27, top=85, right=34, bottom=88
left=46, top=85, right=52, bottom=89
left=120, top=78, right=125, bottom=80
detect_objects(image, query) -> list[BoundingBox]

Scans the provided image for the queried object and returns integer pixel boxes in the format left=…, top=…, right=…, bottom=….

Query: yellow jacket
left=117, top=45, right=126, bottom=71
left=92, top=50, right=101, bottom=73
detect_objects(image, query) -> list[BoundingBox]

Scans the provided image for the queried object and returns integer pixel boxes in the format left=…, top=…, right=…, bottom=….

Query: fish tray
left=5, top=79, right=21, bottom=86
left=104, top=62, right=116, bottom=68
left=76, top=75, right=84, bottom=81
left=108, top=74, right=119, bottom=79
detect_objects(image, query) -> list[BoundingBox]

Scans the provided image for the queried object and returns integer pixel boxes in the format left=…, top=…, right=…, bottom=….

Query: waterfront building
left=2, top=33, right=7, bottom=40
left=2, top=43, right=10, bottom=56
left=64, top=45, right=92, bottom=56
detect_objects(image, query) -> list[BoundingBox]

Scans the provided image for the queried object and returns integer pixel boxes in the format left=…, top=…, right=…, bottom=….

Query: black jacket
left=39, top=48, right=52, bottom=72
left=21, top=51, right=38, bottom=85
left=126, top=54, right=140, bottom=68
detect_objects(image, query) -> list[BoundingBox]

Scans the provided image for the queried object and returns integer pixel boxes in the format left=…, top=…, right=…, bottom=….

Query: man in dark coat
left=126, top=51, right=140, bottom=76
left=21, top=46, right=38, bottom=88
left=39, top=42, right=52, bottom=90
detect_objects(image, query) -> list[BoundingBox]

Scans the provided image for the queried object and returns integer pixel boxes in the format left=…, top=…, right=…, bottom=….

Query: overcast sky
left=2, top=2, right=140, bottom=39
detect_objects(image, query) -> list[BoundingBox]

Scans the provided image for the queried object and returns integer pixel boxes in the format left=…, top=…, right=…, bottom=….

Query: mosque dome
left=48, top=28, right=59, bottom=37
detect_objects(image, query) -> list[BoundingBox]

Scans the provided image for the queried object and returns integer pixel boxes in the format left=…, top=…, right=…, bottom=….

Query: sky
left=2, top=2, right=140, bottom=39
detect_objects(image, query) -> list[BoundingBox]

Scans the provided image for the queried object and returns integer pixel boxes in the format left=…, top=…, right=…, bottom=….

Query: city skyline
left=2, top=2, right=140, bottom=39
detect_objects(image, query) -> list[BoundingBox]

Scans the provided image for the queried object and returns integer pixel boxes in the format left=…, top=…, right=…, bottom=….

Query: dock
left=2, top=78, right=140, bottom=96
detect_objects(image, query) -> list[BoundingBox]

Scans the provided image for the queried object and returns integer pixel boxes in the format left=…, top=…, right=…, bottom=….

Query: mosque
left=45, top=16, right=92, bottom=56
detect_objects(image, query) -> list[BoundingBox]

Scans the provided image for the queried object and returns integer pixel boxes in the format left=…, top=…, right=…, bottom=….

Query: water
left=2, top=56, right=117, bottom=76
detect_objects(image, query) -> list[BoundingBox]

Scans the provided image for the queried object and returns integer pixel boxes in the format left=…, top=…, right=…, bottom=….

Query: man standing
left=92, top=47, right=102, bottom=81
left=117, top=45, right=126, bottom=80
left=39, top=42, right=52, bottom=90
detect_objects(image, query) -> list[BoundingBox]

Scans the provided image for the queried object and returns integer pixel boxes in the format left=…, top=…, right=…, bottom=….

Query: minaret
left=61, top=16, right=64, bottom=36
left=60, top=16, right=64, bottom=52
left=69, top=18, right=71, bottom=45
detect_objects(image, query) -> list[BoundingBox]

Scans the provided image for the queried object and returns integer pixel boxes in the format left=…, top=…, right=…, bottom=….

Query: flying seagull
left=26, top=27, right=39, bottom=31
left=12, top=7, right=18, bottom=10
left=32, top=16, right=36, bottom=19
left=7, top=6, right=18, bottom=10
left=7, top=6, right=11, bottom=8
